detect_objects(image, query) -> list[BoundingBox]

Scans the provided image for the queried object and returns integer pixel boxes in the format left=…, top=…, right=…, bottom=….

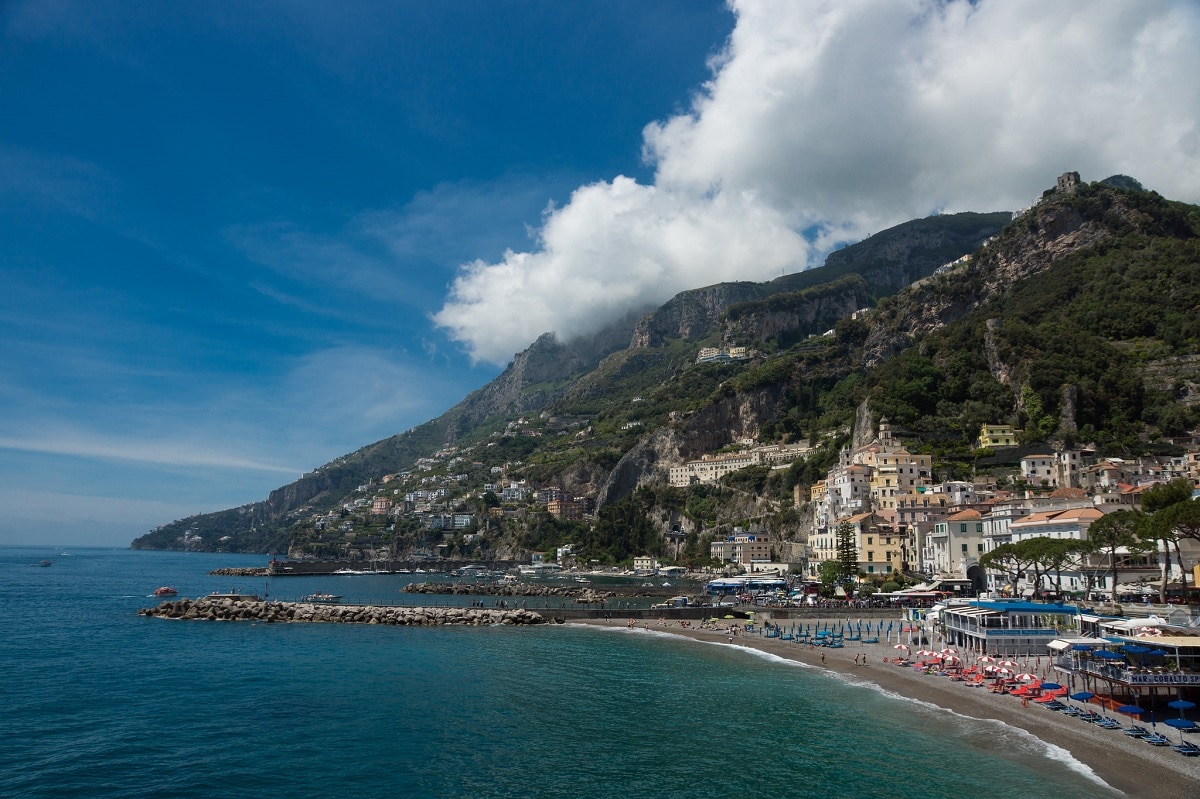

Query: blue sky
left=2, top=1, right=1198, bottom=547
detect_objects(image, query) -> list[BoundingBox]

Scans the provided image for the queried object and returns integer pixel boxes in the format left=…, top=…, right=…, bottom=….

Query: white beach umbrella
left=977, top=655, right=995, bottom=663
left=1015, top=673, right=1038, bottom=682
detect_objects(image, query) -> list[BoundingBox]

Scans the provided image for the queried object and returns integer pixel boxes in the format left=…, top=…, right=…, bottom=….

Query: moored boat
left=302, top=592, right=343, bottom=604
left=153, top=586, right=178, bottom=596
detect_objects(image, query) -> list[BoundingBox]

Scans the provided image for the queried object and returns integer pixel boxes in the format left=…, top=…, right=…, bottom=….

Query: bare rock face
left=631, top=283, right=764, bottom=348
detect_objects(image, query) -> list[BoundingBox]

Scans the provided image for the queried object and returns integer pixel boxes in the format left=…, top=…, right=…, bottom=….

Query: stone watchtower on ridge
left=1056, top=171, right=1081, bottom=194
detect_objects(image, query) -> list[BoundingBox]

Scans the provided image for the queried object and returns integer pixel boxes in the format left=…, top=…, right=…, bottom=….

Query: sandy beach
left=575, top=615, right=1200, bottom=798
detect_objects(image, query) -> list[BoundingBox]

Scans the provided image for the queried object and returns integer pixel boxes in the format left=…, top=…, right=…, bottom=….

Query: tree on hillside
left=1141, top=478, right=1194, bottom=513
left=1156, top=500, right=1200, bottom=600
left=1024, top=537, right=1082, bottom=598
left=817, top=559, right=842, bottom=590
left=979, top=542, right=1036, bottom=597
left=1138, top=479, right=1196, bottom=601
left=835, top=521, right=859, bottom=593
left=1084, top=510, right=1147, bottom=604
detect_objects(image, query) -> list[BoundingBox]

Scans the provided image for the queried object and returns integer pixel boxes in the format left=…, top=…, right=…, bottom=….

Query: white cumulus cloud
left=437, top=0, right=1200, bottom=364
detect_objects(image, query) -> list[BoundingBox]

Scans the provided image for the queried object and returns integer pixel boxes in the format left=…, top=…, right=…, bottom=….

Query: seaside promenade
left=576, top=613, right=1200, bottom=798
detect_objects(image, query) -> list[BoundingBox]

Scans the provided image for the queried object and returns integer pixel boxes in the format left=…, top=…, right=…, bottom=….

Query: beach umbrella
left=1040, top=682, right=1063, bottom=691
left=1071, top=691, right=1095, bottom=702
left=940, top=647, right=958, bottom=655
left=1165, top=718, right=1196, bottom=742
left=996, top=667, right=1014, bottom=677
left=977, top=655, right=995, bottom=663
left=1168, top=699, right=1196, bottom=717
left=1015, top=673, right=1038, bottom=682
left=894, top=644, right=910, bottom=652
left=999, top=660, right=1019, bottom=668
left=1116, top=704, right=1144, bottom=717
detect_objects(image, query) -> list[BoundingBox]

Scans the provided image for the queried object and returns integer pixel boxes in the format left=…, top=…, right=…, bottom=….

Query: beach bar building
left=940, top=600, right=1079, bottom=655
left=1048, top=623, right=1200, bottom=708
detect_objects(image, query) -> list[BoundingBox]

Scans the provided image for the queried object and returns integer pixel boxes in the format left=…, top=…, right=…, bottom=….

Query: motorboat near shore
left=153, top=586, right=178, bottom=596
left=302, top=592, right=343, bottom=604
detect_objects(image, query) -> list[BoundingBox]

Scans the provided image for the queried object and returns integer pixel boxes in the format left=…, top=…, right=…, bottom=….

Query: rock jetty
left=403, top=581, right=616, bottom=599
left=139, top=597, right=546, bottom=626
left=208, top=567, right=268, bottom=576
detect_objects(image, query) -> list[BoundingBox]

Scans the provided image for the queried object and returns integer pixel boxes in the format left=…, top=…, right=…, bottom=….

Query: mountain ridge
left=132, top=180, right=1199, bottom=559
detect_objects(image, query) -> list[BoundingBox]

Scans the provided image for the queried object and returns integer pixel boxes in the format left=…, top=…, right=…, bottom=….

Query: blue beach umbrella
left=1116, top=704, right=1145, bottom=717
left=1071, top=691, right=1095, bottom=704
left=1040, top=682, right=1062, bottom=691
left=1168, top=699, right=1196, bottom=717
left=1165, top=717, right=1196, bottom=742
left=1094, top=650, right=1125, bottom=660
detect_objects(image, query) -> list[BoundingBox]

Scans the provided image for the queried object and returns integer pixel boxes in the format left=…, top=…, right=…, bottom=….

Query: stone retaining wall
left=139, top=597, right=546, bottom=626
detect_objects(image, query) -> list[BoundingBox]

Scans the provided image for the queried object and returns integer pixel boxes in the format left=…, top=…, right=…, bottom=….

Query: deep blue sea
left=2, top=547, right=1120, bottom=799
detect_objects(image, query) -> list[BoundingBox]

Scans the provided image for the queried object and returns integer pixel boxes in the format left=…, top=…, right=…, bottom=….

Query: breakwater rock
left=139, top=597, right=546, bottom=626
left=209, top=567, right=269, bottom=576
left=403, top=581, right=616, bottom=599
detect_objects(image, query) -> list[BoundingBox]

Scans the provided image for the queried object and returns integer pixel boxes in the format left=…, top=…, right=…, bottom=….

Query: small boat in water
left=38, top=560, right=53, bottom=567
left=302, top=592, right=343, bottom=604
left=153, top=586, right=178, bottom=596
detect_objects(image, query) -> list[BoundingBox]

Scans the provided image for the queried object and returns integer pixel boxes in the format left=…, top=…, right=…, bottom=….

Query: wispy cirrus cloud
left=0, top=433, right=302, bottom=474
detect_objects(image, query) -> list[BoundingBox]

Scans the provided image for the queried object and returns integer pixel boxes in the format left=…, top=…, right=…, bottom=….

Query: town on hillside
left=267, top=395, right=1200, bottom=608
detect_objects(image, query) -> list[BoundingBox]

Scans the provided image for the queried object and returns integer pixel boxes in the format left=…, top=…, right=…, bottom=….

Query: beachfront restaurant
left=940, top=600, right=1079, bottom=656
left=1048, top=626, right=1200, bottom=710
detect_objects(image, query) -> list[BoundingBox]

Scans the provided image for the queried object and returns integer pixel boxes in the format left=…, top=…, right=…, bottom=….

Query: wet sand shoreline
left=574, top=615, right=1200, bottom=798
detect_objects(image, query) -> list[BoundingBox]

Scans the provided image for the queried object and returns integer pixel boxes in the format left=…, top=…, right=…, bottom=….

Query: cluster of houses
left=669, top=441, right=815, bottom=487
left=289, top=422, right=597, bottom=558
left=803, top=419, right=1200, bottom=597
left=695, top=346, right=751, bottom=364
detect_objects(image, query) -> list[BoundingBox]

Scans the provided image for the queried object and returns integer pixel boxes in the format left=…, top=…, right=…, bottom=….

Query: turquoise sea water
left=2, top=547, right=1120, bottom=799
